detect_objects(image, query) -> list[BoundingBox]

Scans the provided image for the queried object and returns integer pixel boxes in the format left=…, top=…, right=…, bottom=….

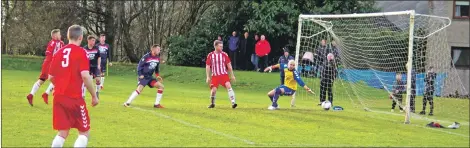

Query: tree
left=167, top=0, right=380, bottom=66
left=1, top=0, right=18, bottom=54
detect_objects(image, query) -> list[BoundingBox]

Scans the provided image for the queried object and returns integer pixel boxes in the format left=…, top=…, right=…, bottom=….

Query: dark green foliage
left=167, top=0, right=379, bottom=66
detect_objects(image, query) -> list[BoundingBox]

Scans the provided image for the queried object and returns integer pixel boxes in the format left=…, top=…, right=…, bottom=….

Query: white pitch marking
left=132, top=106, right=256, bottom=145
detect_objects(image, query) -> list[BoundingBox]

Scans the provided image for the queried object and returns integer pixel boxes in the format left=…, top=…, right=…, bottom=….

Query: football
left=321, top=101, right=331, bottom=110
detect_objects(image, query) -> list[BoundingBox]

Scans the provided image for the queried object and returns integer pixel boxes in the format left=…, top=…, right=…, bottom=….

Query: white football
left=321, top=101, right=331, bottom=110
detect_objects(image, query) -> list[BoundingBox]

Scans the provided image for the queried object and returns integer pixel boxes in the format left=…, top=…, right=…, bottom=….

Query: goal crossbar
left=299, top=10, right=413, bottom=19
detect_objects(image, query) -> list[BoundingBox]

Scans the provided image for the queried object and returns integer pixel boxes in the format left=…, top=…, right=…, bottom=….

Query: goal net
left=294, top=10, right=468, bottom=124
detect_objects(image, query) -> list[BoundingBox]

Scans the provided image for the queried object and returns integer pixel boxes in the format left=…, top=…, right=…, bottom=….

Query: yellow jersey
left=276, top=64, right=306, bottom=91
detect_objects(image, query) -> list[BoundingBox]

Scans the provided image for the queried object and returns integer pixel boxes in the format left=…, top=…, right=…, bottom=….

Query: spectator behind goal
left=420, top=66, right=437, bottom=116
left=391, top=73, right=406, bottom=112
left=255, top=35, right=271, bottom=72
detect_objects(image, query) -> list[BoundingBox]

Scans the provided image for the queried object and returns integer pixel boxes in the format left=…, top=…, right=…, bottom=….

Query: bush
left=167, top=35, right=212, bottom=66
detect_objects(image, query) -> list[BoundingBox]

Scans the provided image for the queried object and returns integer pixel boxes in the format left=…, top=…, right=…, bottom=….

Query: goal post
left=404, top=10, right=416, bottom=124
left=295, top=10, right=467, bottom=125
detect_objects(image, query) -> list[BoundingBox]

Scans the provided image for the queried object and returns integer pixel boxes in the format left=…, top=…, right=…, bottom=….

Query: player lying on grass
left=206, top=40, right=238, bottom=109
left=26, top=29, right=64, bottom=106
left=124, top=44, right=165, bottom=108
left=264, top=47, right=296, bottom=107
left=83, top=35, right=101, bottom=99
left=49, top=24, right=99, bottom=147
left=265, top=60, right=314, bottom=110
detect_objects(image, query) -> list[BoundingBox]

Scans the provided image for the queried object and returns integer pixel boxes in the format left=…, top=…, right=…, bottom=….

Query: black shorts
left=138, top=77, right=157, bottom=88
left=89, top=67, right=101, bottom=78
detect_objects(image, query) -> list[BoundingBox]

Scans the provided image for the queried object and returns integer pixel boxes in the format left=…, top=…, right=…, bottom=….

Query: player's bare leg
left=153, top=82, right=165, bottom=108
left=267, top=88, right=285, bottom=110
left=51, top=130, right=69, bottom=147
left=290, top=92, right=296, bottom=107
left=208, top=87, right=217, bottom=108
left=42, top=83, right=54, bottom=105
left=94, top=76, right=101, bottom=98
left=124, top=85, right=145, bottom=107
left=27, top=79, right=46, bottom=106
left=225, top=82, right=237, bottom=109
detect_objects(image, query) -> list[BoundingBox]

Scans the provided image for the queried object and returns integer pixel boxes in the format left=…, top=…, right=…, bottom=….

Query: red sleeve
left=44, top=41, right=55, bottom=63
left=46, top=41, right=54, bottom=55
left=78, top=48, right=90, bottom=73
left=266, top=41, right=271, bottom=54
left=48, top=52, right=59, bottom=77
left=205, top=53, right=212, bottom=66
left=224, top=52, right=231, bottom=65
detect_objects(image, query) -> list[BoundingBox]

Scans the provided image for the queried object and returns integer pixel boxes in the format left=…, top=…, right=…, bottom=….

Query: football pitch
left=1, top=55, right=469, bottom=147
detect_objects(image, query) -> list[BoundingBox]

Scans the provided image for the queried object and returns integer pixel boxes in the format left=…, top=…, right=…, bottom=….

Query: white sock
left=155, top=89, right=163, bottom=105
left=126, top=90, right=140, bottom=104
left=73, top=135, right=88, bottom=147
left=95, top=83, right=100, bottom=93
left=51, top=135, right=65, bottom=147
left=30, top=81, right=41, bottom=95
left=101, top=77, right=105, bottom=88
left=228, top=88, right=236, bottom=104
left=45, top=83, right=54, bottom=95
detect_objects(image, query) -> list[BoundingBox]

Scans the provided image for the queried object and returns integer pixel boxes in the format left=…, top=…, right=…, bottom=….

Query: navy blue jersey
left=84, top=45, right=100, bottom=67
left=97, top=43, right=110, bottom=63
left=425, top=72, right=437, bottom=92
left=137, top=52, right=161, bottom=78
left=393, top=80, right=406, bottom=94
left=321, top=61, right=336, bottom=81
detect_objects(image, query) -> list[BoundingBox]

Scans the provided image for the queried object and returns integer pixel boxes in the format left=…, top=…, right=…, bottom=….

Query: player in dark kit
left=319, top=53, right=337, bottom=105
left=97, top=34, right=112, bottom=90
left=420, top=66, right=436, bottom=116
left=124, top=44, right=165, bottom=108
left=83, top=35, right=101, bottom=98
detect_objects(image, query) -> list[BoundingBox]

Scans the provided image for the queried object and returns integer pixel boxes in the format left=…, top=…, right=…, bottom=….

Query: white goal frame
left=295, top=10, right=417, bottom=124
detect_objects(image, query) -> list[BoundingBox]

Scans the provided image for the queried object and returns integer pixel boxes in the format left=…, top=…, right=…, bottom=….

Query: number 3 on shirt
left=62, top=48, right=71, bottom=67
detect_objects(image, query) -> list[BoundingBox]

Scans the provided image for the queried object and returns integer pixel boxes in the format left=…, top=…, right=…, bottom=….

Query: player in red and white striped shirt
left=206, top=40, right=237, bottom=109
left=26, top=29, right=64, bottom=106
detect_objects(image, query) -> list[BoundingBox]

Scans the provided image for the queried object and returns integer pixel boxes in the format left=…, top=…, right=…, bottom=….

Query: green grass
left=1, top=55, right=469, bottom=147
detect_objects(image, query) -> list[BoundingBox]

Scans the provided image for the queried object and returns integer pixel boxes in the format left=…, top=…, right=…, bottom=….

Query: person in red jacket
left=255, top=35, right=271, bottom=72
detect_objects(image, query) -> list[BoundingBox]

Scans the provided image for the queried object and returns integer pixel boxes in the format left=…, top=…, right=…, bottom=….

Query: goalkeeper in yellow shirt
left=264, top=60, right=314, bottom=110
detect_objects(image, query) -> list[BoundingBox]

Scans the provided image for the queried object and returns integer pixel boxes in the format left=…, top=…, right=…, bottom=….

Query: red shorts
left=210, top=75, right=230, bottom=88
left=39, top=68, right=49, bottom=81
left=53, top=95, right=90, bottom=132
left=39, top=63, right=50, bottom=81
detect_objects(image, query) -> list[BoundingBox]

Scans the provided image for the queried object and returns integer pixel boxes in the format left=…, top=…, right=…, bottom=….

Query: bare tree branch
left=128, top=0, right=156, bottom=23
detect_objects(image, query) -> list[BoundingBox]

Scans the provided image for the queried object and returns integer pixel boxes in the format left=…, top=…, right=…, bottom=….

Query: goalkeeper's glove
left=264, top=66, right=273, bottom=73
left=305, top=86, right=315, bottom=94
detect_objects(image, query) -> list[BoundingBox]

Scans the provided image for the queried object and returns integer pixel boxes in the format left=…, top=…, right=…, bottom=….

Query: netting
left=294, top=11, right=468, bottom=124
